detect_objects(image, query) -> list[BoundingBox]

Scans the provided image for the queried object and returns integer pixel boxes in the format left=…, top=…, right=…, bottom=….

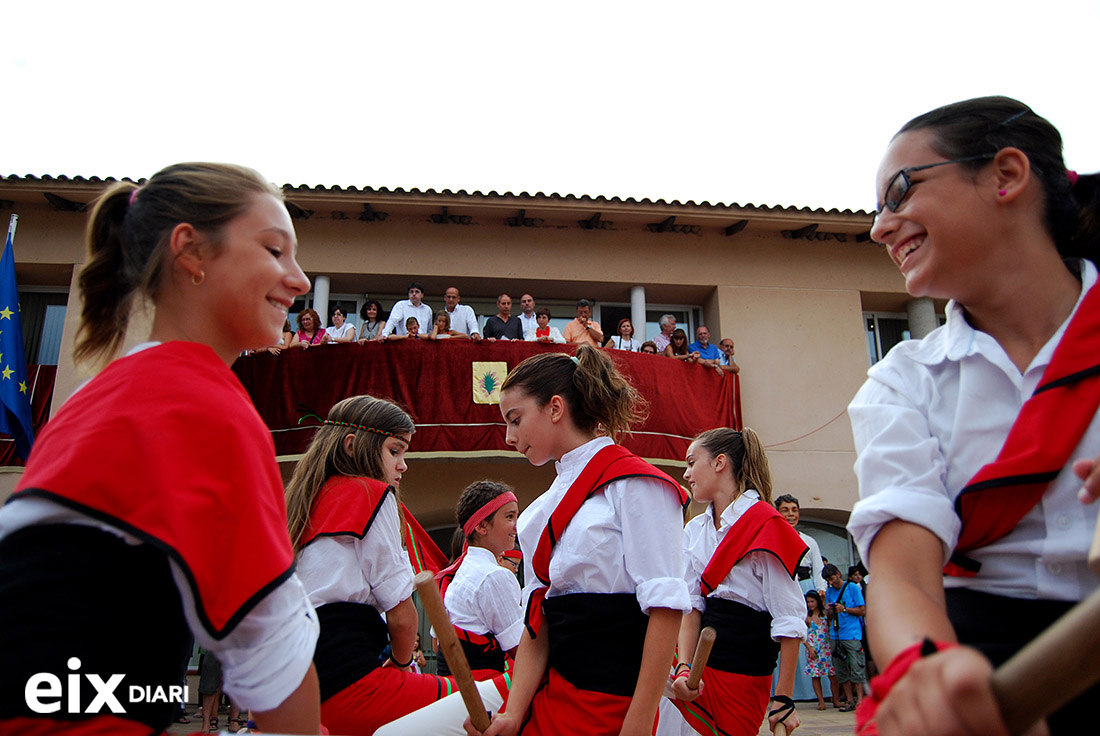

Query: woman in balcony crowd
left=297, top=307, right=329, bottom=348
left=606, top=318, right=641, bottom=351
left=849, top=97, right=1100, bottom=735
left=0, top=163, right=322, bottom=734
left=664, top=328, right=698, bottom=363
left=359, top=299, right=386, bottom=341
left=326, top=305, right=357, bottom=343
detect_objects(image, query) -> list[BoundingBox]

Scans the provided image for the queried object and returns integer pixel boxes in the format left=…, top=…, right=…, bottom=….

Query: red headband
left=463, top=492, right=518, bottom=536
left=502, top=549, right=523, bottom=560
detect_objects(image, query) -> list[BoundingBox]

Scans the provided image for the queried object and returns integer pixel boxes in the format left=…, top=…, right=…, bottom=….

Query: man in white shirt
left=517, top=294, right=537, bottom=337
left=775, top=493, right=826, bottom=595
left=443, top=286, right=482, bottom=341
left=378, top=282, right=433, bottom=339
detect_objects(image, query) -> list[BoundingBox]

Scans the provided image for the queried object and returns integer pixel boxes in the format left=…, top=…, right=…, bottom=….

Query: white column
left=906, top=297, right=937, bottom=339
left=313, top=275, right=331, bottom=328
left=630, top=286, right=646, bottom=342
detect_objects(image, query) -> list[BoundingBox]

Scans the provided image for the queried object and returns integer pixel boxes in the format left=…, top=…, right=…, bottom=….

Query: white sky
left=5, top=1, right=1099, bottom=213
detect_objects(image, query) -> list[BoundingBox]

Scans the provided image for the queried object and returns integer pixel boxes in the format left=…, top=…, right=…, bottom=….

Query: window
left=18, top=290, right=69, bottom=366
left=865, top=312, right=910, bottom=365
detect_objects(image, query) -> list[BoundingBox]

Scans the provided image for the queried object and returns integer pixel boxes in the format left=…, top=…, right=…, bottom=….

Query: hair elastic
left=570, top=355, right=579, bottom=365
left=1068, top=169, right=1079, bottom=187
left=323, top=419, right=401, bottom=440
left=463, top=491, right=518, bottom=536
left=128, top=188, right=140, bottom=206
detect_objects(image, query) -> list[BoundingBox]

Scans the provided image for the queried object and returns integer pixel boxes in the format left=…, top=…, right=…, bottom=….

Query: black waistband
left=701, top=597, right=779, bottom=676
left=796, top=565, right=812, bottom=582
left=545, top=593, right=648, bottom=696
left=314, top=602, right=389, bottom=701
left=0, top=524, right=192, bottom=731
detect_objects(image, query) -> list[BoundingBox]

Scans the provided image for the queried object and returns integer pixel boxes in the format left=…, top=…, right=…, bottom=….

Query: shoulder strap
left=948, top=282, right=1100, bottom=576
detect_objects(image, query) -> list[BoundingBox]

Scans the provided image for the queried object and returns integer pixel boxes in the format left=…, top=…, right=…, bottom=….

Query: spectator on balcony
left=562, top=299, right=603, bottom=347
left=358, top=299, right=385, bottom=342
left=653, top=314, right=677, bottom=352
left=688, top=325, right=722, bottom=366
left=606, top=318, right=640, bottom=352
left=483, top=293, right=523, bottom=341
left=388, top=316, right=425, bottom=341
left=524, top=307, right=565, bottom=344
left=325, top=305, right=356, bottom=344
left=428, top=310, right=470, bottom=340
left=718, top=337, right=741, bottom=374
left=379, top=282, right=432, bottom=339
left=517, top=293, right=538, bottom=336
left=664, top=328, right=698, bottom=362
left=640, top=341, right=658, bottom=355
left=255, top=320, right=299, bottom=356
left=297, top=308, right=330, bottom=349
left=442, top=286, right=482, bottom=341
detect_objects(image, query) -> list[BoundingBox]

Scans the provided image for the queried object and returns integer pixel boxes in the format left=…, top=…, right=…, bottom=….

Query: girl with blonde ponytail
left=669, top=427, right=808, bottom=736
left=479, top=345, right=690, bottom=736
left=0, top=163, right=321, bottom=735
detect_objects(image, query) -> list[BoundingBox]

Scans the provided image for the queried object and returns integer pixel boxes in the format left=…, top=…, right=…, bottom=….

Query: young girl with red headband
left=285, top=395, right=460, bottom=735
left=473, top=345, right=691, bottom=736
left=850, top=96, right=1100, bottom=734
left=669, top=427, right=807, bottom=736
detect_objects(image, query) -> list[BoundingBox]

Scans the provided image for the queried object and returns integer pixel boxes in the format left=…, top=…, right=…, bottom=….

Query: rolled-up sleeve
left=848, top=374, right=960, bottom=565
left=756, top=552, right=808, bottom=641
left=357, top=497, right=414, bottom=612
left=479, top=568, right=525, bottom=651
left=617, top=478, right=691, bottom=614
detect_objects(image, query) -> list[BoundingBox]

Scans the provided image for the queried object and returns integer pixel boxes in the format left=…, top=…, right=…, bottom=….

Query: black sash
left=701, top=597, right=779, bottom=676
left=544, top=593, right=648, bottom=696
left=0, top=524, right=192, bottom=731
left=795, top=564, right=812, bottom=582
left=314, top=602, right=389, bottom=701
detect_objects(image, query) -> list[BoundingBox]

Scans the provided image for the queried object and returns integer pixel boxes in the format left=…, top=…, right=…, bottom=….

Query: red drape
left=0, top=364, right=56, bottom=467
left=232, top=341, right=741, bottom=462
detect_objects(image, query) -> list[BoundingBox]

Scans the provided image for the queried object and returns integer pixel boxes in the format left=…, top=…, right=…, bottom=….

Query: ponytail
left=1071, top=172, right=1100, bottom=258
left=693, top=426, right=773, bottom=503
left=75, top=162, right=282, bottom=367
left=501, top=345, right=646, bottom=440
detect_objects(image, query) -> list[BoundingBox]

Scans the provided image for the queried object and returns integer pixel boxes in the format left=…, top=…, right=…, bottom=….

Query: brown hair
left=297, top=308, right=321, bottom=334
left=76, top=162, right=282, bottom=367
left=692, top=426, right=772, bottom=503
left=669, top=328, right=689, bottom=356
left=455, top=480, right=514, bottom=544
left=285, top=395, right=416, bottom=549
left=500, top=344, right=646, bottom=440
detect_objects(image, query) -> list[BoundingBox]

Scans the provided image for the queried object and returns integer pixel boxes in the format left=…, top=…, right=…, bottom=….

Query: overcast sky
left=5, top=1, right=1099, bottom=213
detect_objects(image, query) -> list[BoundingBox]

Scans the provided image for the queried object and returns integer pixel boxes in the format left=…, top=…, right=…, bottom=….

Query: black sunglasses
left=878, top=153, right=996, bottom=214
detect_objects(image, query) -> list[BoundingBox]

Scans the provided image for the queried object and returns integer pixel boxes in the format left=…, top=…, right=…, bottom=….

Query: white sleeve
left=848, top=370, right=959, bottom=566
left=806, top=534, right=826, bottom=592
left=463, top=307, right=481, bottom=336
left=754, top=552, right=808, bottom=641
left=613, top=478, right=691, bottom=614
left=681, top=522, right=706, bottom=613
left=476, top=568, right=525, bottom=651
left=550, top=327, right=566, bottom=344
left=524, top=329, right=537, bottom=342
left=381, top=304, right=404, bottom=337
left=356, top=495, right=415, bottom=612
left=172, top=566, right=319, bottom=713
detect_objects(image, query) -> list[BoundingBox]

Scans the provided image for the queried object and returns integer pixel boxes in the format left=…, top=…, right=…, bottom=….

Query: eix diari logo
left=25, top=657, right=187, bottom=714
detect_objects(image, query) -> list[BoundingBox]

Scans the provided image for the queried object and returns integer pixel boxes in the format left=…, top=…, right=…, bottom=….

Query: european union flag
left=0, top=215, right=35, bottom=460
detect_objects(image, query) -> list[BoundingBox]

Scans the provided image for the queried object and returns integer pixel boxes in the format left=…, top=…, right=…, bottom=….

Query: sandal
left=839, top=703, right=857, bottom=712
left=175, top=715, right=192, bottom=724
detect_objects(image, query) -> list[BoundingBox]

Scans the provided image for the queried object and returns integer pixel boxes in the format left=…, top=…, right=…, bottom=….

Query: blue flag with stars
left=0, top=216, right=35, bottom=460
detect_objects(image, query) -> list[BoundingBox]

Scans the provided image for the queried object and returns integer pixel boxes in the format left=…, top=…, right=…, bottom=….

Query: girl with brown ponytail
left=669, top=427, right=807, bottom=736
left=475, top=345, right=691, bottom=736
left=0, top=163, right=320, bottom=734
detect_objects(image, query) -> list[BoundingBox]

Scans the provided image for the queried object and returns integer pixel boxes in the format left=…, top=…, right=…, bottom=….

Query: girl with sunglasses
left=849, top=97, right=1100, bottom=734
left=0, top=164, right=321, bottom=734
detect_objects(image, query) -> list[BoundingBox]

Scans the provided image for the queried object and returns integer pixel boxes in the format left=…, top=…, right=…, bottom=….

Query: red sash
left=699, top=500, right=808, bottom=595
left=525, top=444, right=688, bottom=637
left=14, top=342, right=293, bottom=639
left=300, top=476, right=394, bottom=548
left=402, top=501, right=450, bottom=574
left=946, top=281, right=1100, bottom=577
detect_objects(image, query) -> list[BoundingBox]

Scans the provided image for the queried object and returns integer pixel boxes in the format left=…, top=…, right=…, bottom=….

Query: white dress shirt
left=682, top=490, right=808, bottom=641
left=446, top=303, right=481, bottom=337
left=296, top=493, right=415, bottom=613
left=518, top=312, right=538, bottom=336
left=445, top=546, right=525, bottom=651
left=848, top=260, right=1100, bottom=602
left=381, top=301, right=434, bottom=337
left=517, top=437, right=691, bottom=615
left=799, top=530, right=827, bottom=592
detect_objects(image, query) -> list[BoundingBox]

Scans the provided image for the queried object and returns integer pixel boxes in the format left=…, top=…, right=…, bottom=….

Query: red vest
left=300, top=476, right=394, bottom=548
left=700, top=499, right=808, bottom=595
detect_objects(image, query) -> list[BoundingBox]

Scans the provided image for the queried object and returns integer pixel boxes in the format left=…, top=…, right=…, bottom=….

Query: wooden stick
left=991, top=586, right=1100, bottom=734
left=773, top=723, right=787, bottom=736
left=686, top=626, right=717, bottom=690
left=414, top=571, right=492, bottom=733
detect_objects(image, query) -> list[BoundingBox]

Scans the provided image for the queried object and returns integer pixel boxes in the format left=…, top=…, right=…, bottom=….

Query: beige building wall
left=0, top=180, right=910, bottom=536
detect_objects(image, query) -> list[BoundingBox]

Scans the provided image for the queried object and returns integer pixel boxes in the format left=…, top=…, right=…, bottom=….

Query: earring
left=192, top=270, right=205, bottom=286
left=998, top=189, right=1007, bottom=197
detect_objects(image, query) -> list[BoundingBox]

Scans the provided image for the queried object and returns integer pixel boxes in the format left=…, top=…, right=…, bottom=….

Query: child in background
left=803, top=590, right=836, bottom=711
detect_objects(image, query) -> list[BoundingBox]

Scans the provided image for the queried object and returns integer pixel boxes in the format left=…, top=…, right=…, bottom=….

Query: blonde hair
left=692, top=426, right=772, bottom=503
left=285, top=395, right=416, bottom=549
left=76, top=162, right=281, bottom=367
left=500, top=345, right=646, bottom=440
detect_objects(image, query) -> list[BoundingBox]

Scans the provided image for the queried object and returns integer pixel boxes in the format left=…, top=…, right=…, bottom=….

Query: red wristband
left=855, top=639, right=956, bottom=735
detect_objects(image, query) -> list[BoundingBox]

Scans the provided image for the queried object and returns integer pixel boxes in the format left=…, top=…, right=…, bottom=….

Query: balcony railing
left=232, top=340, right=742, bottom=462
